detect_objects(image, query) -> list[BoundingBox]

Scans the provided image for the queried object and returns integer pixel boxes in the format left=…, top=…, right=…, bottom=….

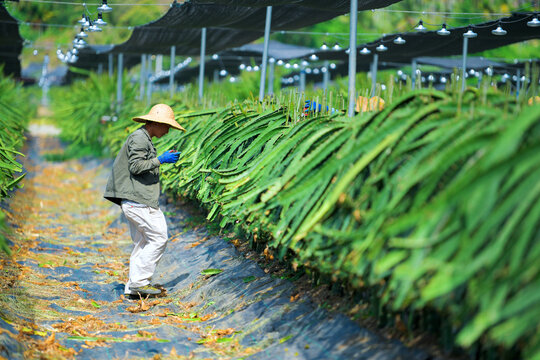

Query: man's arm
left=127, top=135, right=160, bottom=175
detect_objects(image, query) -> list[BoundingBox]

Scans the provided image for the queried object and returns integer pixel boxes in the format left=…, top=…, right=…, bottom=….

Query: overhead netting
left=72, top=0, right=403, bottom=69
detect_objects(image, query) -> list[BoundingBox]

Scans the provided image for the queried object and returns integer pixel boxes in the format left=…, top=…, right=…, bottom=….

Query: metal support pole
left=116, top=53, right=123, bottom=112
left=97, top=63, right=103, bottom=75
left=411, top=58, right=417, bottom=89
left=169, top=45, right=176, bottom=98
left=156, top=54, right=163, bottom=74
left=146, top=81, right=153, bottom=108
left=461, top=37, right=469, bottom=92
left=299, top=70, right=306, bottom=93
left=477, top=71, right=483, bottom=88
left=108, top=53, right=113, bottom=77
left=40, top=55, right=49, bottom=106
left=323, top=60, right=330, bottom=91
left=259, top=6, right=273, bottom=102
left=371, top=54, right=378, bottom=97
left=267, top=59, right=275, bottom=95
left=139, top=54, right=146, bottom=101
left=199, top=27, right=207, bottom=102
left=146, top=54, right=153, bottom=107
left=516, top=69, right=521, bottom=98
left=213, top=69, right=219, bottom=83
left=347, top=0, right=358, bottom=117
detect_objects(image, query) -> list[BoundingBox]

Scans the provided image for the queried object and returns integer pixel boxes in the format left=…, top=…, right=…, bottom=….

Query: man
left=104, top=103, right=186, bottom=296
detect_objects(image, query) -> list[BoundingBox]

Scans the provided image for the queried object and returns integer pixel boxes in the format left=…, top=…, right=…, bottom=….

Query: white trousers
left=121, top=202, right=168, bottom=295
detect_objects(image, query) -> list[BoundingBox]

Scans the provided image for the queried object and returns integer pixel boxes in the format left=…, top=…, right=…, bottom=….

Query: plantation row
left=162, top=90, right=540, bottom=360
left=53, top=73, right=540, bottom=359
left=0, top=75, right=33, bottom=253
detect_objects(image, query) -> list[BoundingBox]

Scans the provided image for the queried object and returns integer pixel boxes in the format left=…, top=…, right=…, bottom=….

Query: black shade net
left=188, top=0, right=400, bottom=12
left=283, top=56, right=537, bottom=87
left=306, top=13, right=540, bottom=63
left=153, top=40, right=315, bottom=85
left=0, top=4, right=23, bottom=78
left=73, top=0, right=402, bottom=68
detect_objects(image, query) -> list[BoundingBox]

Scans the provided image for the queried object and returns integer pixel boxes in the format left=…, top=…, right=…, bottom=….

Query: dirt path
left=0, top=127, right=431, bottom=359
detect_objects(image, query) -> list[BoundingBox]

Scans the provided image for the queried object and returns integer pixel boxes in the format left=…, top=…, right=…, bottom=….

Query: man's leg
left=121, top=203, right=168, bottom=292
left=122, top=210, right=145, bottom=295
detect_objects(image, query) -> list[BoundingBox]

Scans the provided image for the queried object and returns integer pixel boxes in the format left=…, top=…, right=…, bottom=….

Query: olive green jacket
left=104, top=127, right=161, bottom=208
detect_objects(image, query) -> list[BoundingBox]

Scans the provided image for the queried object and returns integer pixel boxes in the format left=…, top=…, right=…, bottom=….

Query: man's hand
left=158, top=150, right=180, bottom=164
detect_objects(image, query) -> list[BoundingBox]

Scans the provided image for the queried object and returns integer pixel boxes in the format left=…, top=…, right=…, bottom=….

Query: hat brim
left=132, top=115, right=186, bottom=132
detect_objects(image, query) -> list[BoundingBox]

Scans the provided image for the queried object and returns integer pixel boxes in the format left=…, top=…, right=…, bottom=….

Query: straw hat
left=132, top=104, right=186, bottom=131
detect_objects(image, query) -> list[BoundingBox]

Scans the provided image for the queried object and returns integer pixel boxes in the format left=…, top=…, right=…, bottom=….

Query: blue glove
left=158, top=150, right=180, bottom=164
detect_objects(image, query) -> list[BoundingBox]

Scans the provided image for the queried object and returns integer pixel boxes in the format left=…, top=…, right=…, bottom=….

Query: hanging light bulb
left=88, top=23, right=102, bottom=32
left=492, top=24, right=507, bottom=36
left=376, top=43, right=388, bottom=52
left=95, top=12, right=107, bottom=26
left=293, top=75, right=300, bottom=81
left=301, top=60, right=309, bottom=67
left=359, top=47, right=371, bottom=55
left=332, top=42, right=341, bottom=50
left=310, top=54, right=319, bottom=61
left=71, top=47, right=79, bottom=55
left=393, top=36, right=406, bottom=45
left=415, top=20, right=427, bottom=32
left=219, top=69, right=227, bottom=76
left=345, top=48, right=351, bottom=54
left=239, top=63, right=246, bottom=70
left=73, top=37, right=87, bottom=49
left=305, top=68, right=312, bottom=74
left=229, top=76, right=236, bottom=83
left=440, top=76, right=447, bottom=84
left=313, top=68, right=320, bottom=75
left=293, top=63, right=299, bottom=69
left=330, top=63, right=336, bottom=70
left=277, top=59, right=284, bottom=66
left=77, top=27, right=88, bottom=38
left=97, top=0, right=112, bottom=13
left=427, top=74, right=435, bottom=82
left=320, top=42, right=328, bottom=50
left=77, top=13, right=87, bottom=25
left=269, top=57, right=276, bottom=64
left=253, top=65, right=260, bottom=71
left=469, top=69, right=476, bottom=76
left=485, top=67, right=493, bottom=76
left=437, top=23, right=451, bottom=36
left=463, top=27, right=477, bottom=38
left=321, top=67, right=328, bottom=73
left=527, top=15, right=540, bottom=27
left=285, top=63, right=291, bottom=69
left=212, top=54, right=219, bottom=60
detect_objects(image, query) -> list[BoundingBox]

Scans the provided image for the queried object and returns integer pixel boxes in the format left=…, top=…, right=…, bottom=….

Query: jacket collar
left=139, top=126, right=152, bottom=142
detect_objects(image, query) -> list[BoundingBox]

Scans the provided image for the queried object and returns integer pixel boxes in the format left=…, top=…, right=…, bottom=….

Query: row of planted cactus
left=154, top=87, right=539, bottom=359
left=0, top=72, right=35, bottom=253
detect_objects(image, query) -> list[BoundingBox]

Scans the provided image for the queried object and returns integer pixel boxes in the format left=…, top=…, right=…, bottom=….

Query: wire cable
left=17, top=0, right=176, bottom=6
